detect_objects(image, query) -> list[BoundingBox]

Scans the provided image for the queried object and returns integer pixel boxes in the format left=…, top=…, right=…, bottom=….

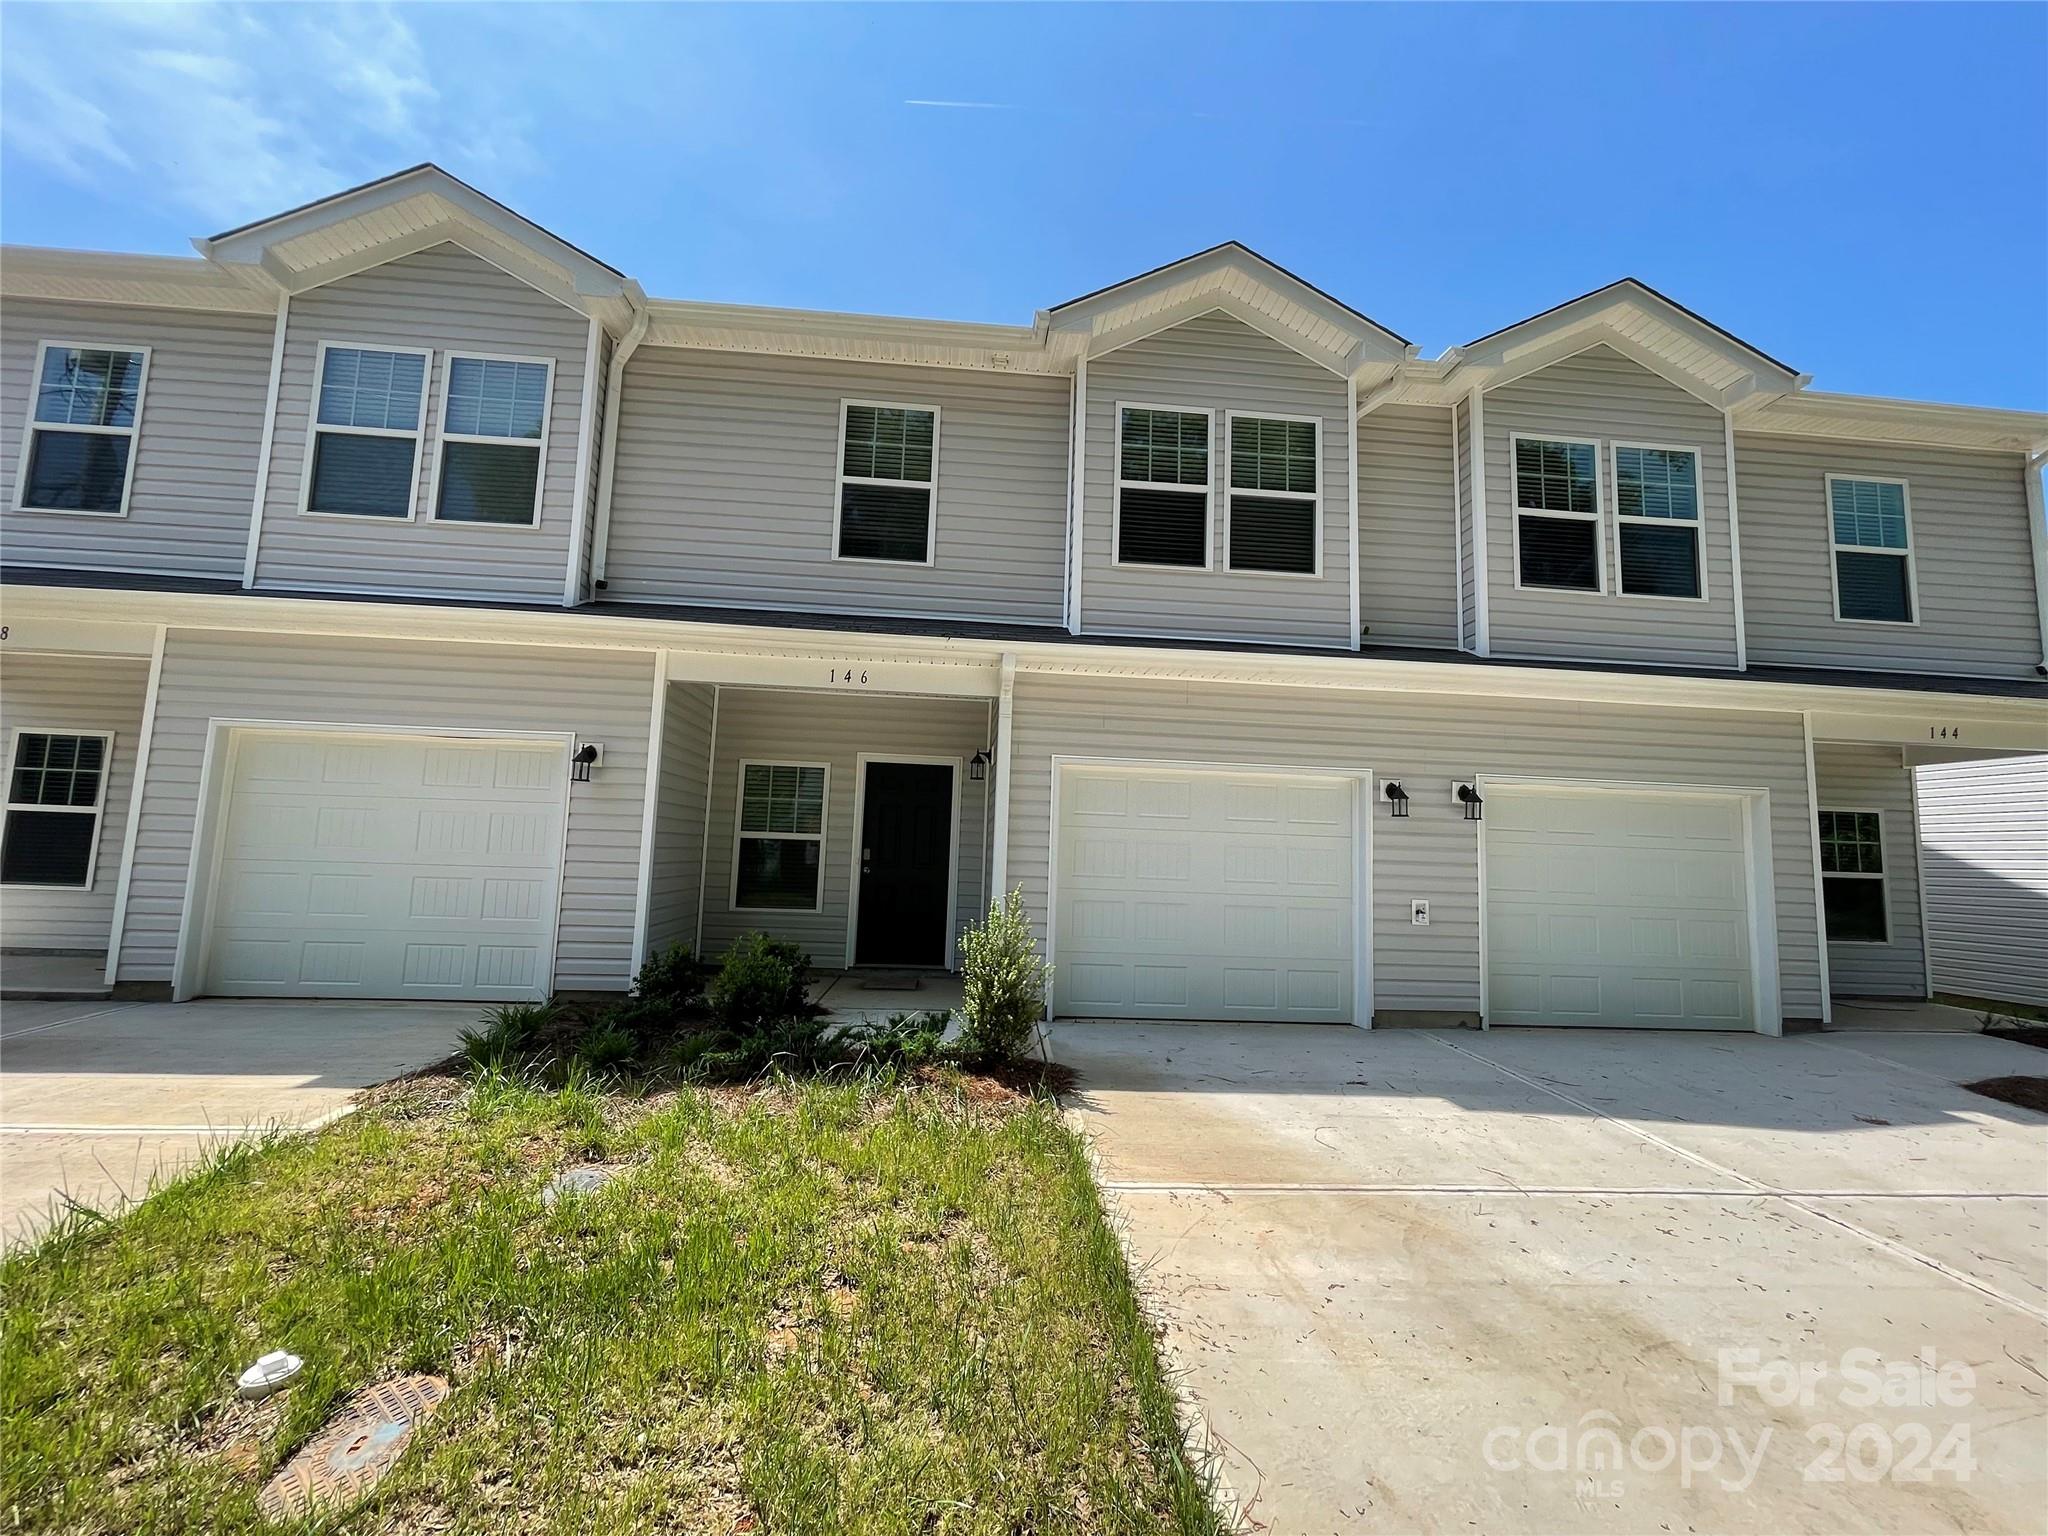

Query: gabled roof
left=1044, top=241, right=1414, bottom=376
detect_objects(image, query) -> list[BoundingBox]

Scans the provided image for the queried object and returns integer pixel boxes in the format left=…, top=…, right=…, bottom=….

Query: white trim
left=171, top=720, right=572, bottom=1002
left=1609, top=440, right=1708, bottom=603
left=297, top=339, right=432, bottom=522
left=589, top=304, right=651, bottom=587
left=1062, top=367, right=1080, bottom=633
left=990, top=654, right=1016, bottom=897
left=426, top=348, right=557, bottom=529
left=629, top=648, right=670, bottom=977
left=1801, top=712, right=1834, bottom=1024
left=1816, top=804, right=1892, bottom=947
left=693, top=684, right=721, bottom=955
left=829, top=397, right=940, bottom=567
left=1068, top=360, right=1089, bottom=630
left=1, top=725, right=116, bottom=891
left=11, top=340, right=152, bottom=519
left=1477, top=775, right=1782, bottom=1035
left=1467, top=389, right=1491, bottom=654
left=1903, top=761, right=1933, bottom=998
left=844, top=752, right=963, bottom=969
left=1824, top=472, right=1920, bottom=627
left=563, top=317, right=604, bottom=605
left=1724, top=412, right=1749, bottom=670
left=1508, top=431, right=1607, bottom=595
left=728, top=758, right=831, bottom=915
left=1346, top=375, right=1362, bottom=646
left=1080, top=300, right=1369, bottom=378
left=1221, top=409, right=1324, bottom=578
left=101, top=625, right=166, bottom=984
left=2027, top=452, right=2048, bottom=668
left=1111, top=401, right=1215, bottom=571
left=1044, top=755, right=1374, bottom=1029
left=1451, top=398, right=1467, bottom=648
left=242, top=294, right=291, bottom=586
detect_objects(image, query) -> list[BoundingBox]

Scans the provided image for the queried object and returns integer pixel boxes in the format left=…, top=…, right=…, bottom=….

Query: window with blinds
left=836, top=402, right=937, bottom=563
left=1613, top=444, right=1703, bottom=599
left=2, top=731, right=111, bottom=887
left=1227, top=415, right=1319, bottom=575
left=1818, top=809, right=1889, bottom=942
left=1512, top=435, right=1602, bottom=592
left=1827, top=476, right=1914, bottom=624
left=1116, top=406, right=1210, bottom=568
left=733, top=762, right=828, bottom=910
left=306, top=344, right=429, bottom=518
left=434, top=354, right=552, bottom=526
left=18, top=344, right=149, bottom=516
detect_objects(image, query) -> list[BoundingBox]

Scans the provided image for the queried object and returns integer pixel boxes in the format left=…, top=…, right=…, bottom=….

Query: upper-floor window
left=2, top=730, right=111, bottom=888
left=1827, top=475, right=1915, bottom=625
left=434, top=354, right=552, bottom=526
left=1817, top=809, right=1888, bottom=943
left=1613, top=444, right=1703, bottom=600
left=1116, top=405, right=1211, bottom=569
left=1226, top=414, right=1319, bottom=576
left=835, top=401, right=937, bottom=564
left=732, top=761, right=828, bottom=911
left=1511, top=435, right=1602, bottom=593
left=304, top=343, right=429, bottom=519
left=14, top=343, right=149, bottom=517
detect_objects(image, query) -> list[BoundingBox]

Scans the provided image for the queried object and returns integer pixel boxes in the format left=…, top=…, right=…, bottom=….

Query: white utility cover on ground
left=203, top=732, right=566, bottom=1000
left=1054, top=765, right=1355, bottom=1023
left=1485, top=785, right=1754, bottom=1029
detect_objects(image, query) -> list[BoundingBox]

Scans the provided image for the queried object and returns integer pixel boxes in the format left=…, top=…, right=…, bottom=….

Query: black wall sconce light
left=1455, top=782, right=1484, bottom=821
left=1383, top=780, right=1409, bottom=818
left=969, top=748, right=992, bottom=783
left=571, top=742, right=602, bottom=783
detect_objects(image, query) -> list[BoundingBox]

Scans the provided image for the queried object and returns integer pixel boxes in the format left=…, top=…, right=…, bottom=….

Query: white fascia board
left=1740, top=392, right=2048, bottom=456
left=0, top=246, right=275, bottom=313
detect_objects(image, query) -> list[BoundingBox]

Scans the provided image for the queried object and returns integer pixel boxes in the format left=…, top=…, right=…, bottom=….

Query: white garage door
left=1054, top=766, right=1356, bottom=1023
left=1486, top=786, right=1755, bottom=1030
left=204, top=731, right=567, bottom=1001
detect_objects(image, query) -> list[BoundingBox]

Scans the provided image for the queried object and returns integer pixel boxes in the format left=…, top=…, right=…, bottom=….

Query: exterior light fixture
left=969, top=748, right=992, bottom=783
left=571, top=742, right=601, bottom=783
left=1383, top=781, right=1409, bottom=818
left=1455, top=782, right=1484, bottom=822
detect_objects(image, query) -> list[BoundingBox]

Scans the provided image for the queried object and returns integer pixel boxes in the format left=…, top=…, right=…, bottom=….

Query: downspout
left=1723, top=412, right=1749, bottom=671
left=588, top=292, right=653, bottom=593
left=2026, top=450, right=2048, bottom=675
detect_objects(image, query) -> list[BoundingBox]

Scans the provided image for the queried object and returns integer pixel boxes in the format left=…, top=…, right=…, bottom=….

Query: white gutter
left=1346, top=373, right=1361, bottom=649
left=1467, top=387, right=1491, bottom=656
left=587, top=289, right=653, bottom=590
left=2027, top=451, right=2048, bottom=674
left=1724, top=411, right=1749, bottom=671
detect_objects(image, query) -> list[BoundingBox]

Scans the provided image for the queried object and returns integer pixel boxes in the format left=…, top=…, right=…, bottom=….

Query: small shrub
left=708, top=933, right=813, bottom=1032
left=958, top=891, right=1050, bottom=1064
left=845, top=1011, right=952, bottom=1069
left=575, top=1021, right=637, bottom=1072
left=633, top=943, right=705, bottom=1010
left=459, top=1001, right=558, bottom=1075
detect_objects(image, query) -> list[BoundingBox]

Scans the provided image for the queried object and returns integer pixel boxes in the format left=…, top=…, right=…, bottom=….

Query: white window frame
left=11, top=340, right=152, bottom=519
left=1825, top=473, right=1919, bottom=627
left=2, top=727, right=114, bottom=891
left=297, top=339, right=432, bottom=522
left=1222, top=409, right=1323, bottom=579
left=1508, top=431, right=1606, bottom=595
left=1817, top=806, right=1890, bottom=946
left=1112, top=401, right=1215, bottom=571
left=426, top=349, right=556, bottom=530
left=830, top=398, right=940, bottom=567
left=1610, top=440, right=1708, bottom=603
left=729, top=759, right=831, bottom=915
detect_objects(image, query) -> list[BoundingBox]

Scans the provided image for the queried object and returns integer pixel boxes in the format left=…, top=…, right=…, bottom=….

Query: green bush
left=575, top=1021, right=638, bottom=1072
left=844, top=1011, right=952, bottom=1069
left=708, top=933, right=813, bottom=1031
left=632, top=943, right=704, bottom=1010
left=958, top=891, right=1050, bottom=1064
left=459, top=1001, right=558, bottom=1075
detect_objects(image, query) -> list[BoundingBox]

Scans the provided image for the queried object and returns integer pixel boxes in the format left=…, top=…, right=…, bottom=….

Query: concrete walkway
left=0, top=998, right=469, bottom=1250
left=1051, top=1022, right=2048, bottom=1535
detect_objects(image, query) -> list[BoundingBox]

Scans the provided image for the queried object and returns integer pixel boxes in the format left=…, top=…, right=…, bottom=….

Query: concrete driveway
left=1052, top=1022, right=2048, bottom=1535
left=1, top=998, right=470, bottom=1249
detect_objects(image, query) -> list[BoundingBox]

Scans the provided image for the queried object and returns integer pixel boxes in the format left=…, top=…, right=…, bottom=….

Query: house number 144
left=1926, top=726, right=1962, bottom=741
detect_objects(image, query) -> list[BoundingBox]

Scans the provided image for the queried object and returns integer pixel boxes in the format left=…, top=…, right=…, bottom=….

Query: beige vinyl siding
left=1456, top=399, right=1476, bottom=649
left=604, top=349, right=1067, bottom=623
left=1914, top=755, right=2048, bottom=1006
left=1735, top=434, right=2040, bottom=677
left=0, top=653, right=149, bottom=949
left=698, top=689, right=991, bottom=964
left=576, top=328, right=614, bottom=603
left=113, top=630, right=653, bottom=991
left=1482, top=346, right=1739, bottom=668
left=1080, top=312, right=1352, bottom=647
left=1004, top=673, right=1823, bottom=1021
left=1, top=298, right=274, bottom=578
left=253, top=245, right=587, bottom=602
left=1813, top=744, right=1926, bottom=997
left=1357, top=404, right=1458, bottom=648
left=645, top=680, right=715, bottom=957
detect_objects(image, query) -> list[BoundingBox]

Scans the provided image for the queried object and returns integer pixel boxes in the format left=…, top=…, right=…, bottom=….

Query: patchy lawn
left=1, top=1066, right=1224, bottom=1534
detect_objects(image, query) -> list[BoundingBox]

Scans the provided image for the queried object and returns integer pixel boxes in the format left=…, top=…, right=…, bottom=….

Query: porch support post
left=629, top=648, right=670, bottom=979
left=990, top=653, right=1018, bottom=900
left=1802, top=709, right=1833, bottom=1025
left=102, top=624, right=168, bottom=986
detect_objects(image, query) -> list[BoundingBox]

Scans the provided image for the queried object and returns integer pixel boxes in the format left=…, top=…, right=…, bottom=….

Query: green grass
left=2, top=1069, right=1225, bottom=1534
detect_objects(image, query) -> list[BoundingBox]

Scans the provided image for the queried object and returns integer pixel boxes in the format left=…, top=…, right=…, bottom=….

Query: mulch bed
left=1962, top=1076, right=2048, bottom=1114
left=1983, top=1026, right=2048, bottom=1053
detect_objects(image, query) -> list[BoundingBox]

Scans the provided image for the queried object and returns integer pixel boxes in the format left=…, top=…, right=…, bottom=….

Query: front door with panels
left=854, top=761, right=955, bottom=966
left=203, top=730, right=566, bottom=1001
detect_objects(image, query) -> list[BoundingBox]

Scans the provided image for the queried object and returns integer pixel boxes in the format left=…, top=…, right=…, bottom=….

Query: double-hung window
left=1817, top=809, right=1888, bottom=943
left=1512, top=435, right=1603, bottom=592
left=14, top=343, right=149, bottom=516
left=1226, top=414, right=1319, bottom=575
left=305, top=343, right=429, bottom=518
left=732, top=762, right=828, bottom=911
left=1827, top=476, right=1915, bottom=624
left=1612, top=444, right=1703, bottom=599
left=836, top=402, right=938, bottom=563
left=435, top=354, right=553, bottom=526
left=2, top=731, right=112, bottom=888
left=1116, top=405, right=1211, bottom=568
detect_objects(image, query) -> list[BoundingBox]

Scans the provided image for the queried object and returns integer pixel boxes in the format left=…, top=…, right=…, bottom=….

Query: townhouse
left=3, top=164, right=2044, bottom=1030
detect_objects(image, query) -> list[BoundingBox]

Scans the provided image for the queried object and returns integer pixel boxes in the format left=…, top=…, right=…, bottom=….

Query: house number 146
left=829, top=667, right=870, bottom=685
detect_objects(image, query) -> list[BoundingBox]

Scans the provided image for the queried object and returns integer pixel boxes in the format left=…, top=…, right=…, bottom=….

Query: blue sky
left=4, top=3, right=2043, bottom=408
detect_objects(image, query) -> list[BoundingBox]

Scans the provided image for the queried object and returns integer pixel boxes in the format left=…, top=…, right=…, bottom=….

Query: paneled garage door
left=1054, top=765, right=1357, bottom=1023
left=1485, top=786, right=1755, bottom=1030
left=203, top=731, right=567, bottom=1000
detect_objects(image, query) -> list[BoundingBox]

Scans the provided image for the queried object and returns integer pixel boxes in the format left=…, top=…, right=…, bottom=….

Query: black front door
left=855, top=761, right=954, bottom=966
